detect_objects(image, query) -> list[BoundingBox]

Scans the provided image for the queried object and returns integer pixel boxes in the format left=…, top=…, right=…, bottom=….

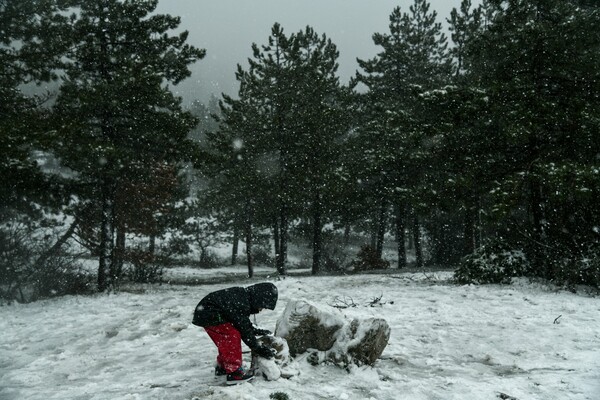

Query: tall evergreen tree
left=239, top=23, right=296, bottom=274
left=53, top=0, right=205, bottom=291
left=467, top=0, right=600, bottom=276
left=286, top=27, right=348, bottom=274
left=418, top=0, right=489, bottom=262
left=0, top=0, right=72, bottom=218
left=206, top=24, right=348, bottom=274
left=355, top=0, right=451, bottom=267
left=204, top=87, right=274, bottom=277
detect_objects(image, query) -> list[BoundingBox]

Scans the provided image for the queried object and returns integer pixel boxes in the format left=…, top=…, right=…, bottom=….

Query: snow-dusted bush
left=0, top=219, right=94, bottom=303
left=198, top=248, right=220, bottom=268
left=319, top=245, right=351, bottom=272
left=575, top=254, right=600, bottom=288
left=252, top=242, right=275, bottom=266
left=125, top=249, right=163, bottom=284
left=454, top=240, right=530, bottom=285
left=31, top=255, right=94, bottom=300
left=547, top=245, right=600, bottom=289
left=350, top=245, right=390, bottom=271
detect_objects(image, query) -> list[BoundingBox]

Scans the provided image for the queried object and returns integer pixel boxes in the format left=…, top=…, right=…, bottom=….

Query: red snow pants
left=204, top=323, right=242, bottom=373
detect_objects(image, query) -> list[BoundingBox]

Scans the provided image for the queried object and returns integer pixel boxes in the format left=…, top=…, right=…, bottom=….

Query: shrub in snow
left=31, top=255, right=94, bottom=300
left=546, top=245, right=600, bottom=289
left=0, top=220, right=94, bottom=303
left=125, top=249, right=163, bottom=284
left=252, top=242, right=275, bottom=266
left=198, top=248, right=219, bottom=269
left=454, top=240, right=530, bottom=285
left=275, top=299, right=390, bottom=367
left=321, top=245, right=351, bottom=272
left=574, top=253, right=600, bottom=288
left=350, top=245, right=390, bottom=271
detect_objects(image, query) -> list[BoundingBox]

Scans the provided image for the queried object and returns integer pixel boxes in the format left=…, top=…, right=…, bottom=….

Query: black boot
left=214, top=365, right=227, bottom=376
left=226, top=368, right=254, bottom=385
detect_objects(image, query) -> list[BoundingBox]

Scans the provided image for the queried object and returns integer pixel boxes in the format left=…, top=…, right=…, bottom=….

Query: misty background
left=155, top=0, right=468, bottom=105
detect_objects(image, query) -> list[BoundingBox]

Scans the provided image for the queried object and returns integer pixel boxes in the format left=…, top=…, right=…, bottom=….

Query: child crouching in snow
left=192, top=282, right=277, bottom=385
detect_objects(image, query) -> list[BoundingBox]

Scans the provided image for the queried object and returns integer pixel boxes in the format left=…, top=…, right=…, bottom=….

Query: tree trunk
left=112, top=177, right=126, bottom=285
left=276, top=204, right=288, bottom=275
left=113, top=224, right=125, bottom=284
left=413, top=214, right=423, bottom=269
left=463, top=204, right=475, bottom=256
left=475, top=207, right=483, bottom=249
left=370, top=215, right=377, bottom=249
left=376, top=199, right=387, bottom=259
left=343, top=223, right=350, bottom=247
left=97, top=11, right=116, bottom=293
left=528, top=176, right=545, bottom=275
left=232, top=224, right=239, bottom=265
left=407, top=229, right=414, bottom=250
left=149, top=234, right=156, bottom=255
left=245, top=216, right=253, bottom=279
left=273, top=219, right=280, bottom=266
left=98, top=177, right=115, bottom=292
left=312, top=194, right=322, bottom=275
left=199, top=245, right=205, bottom=266
left=394, top=202, right=406, bottom=269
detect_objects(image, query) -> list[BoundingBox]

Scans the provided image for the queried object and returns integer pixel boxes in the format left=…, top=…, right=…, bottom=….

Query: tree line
left=205, top=0, right=600, bottom=287
left=1, top=0, right=599, bottom=301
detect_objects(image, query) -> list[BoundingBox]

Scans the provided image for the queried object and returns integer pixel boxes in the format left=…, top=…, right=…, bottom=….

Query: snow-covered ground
left=1, top=269, right=598, bottom=400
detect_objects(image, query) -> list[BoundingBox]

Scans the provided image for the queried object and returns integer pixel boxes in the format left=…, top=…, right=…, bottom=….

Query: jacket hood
left=246, top=282, right=278, bottom=311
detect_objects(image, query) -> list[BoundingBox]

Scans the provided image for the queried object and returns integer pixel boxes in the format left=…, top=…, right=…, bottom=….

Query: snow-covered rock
left=336, top=317, right=391, bottom=366
left=275, top=299, right=345, bottom=356
left=275, top=299, right=390, bottom=366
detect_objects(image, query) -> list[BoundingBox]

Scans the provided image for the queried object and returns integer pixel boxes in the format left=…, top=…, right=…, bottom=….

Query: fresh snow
left=1, top=270, right=599, bottom=400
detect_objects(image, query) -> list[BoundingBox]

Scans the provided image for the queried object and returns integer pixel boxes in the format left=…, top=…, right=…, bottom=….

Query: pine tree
left=205, top=24, right=349, bottom=274
left=189, top=95, right=220, bottom=143
left=53, top=0, right=205, bottom=291
left=233, top=23, right=295, bottom=275
left=0, top=0, right=71, bottom=218
left=203, top=88, right=274, bottom=277
left=287, top=27, right=349, bottom=274
left=355, top=0, right=451, bottom=268
left=418, top=0, right=490, bottom=261
left=467, top=0, right=600, bottom=277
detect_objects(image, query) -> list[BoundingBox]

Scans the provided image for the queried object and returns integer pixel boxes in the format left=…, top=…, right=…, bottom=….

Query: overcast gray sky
left=155, top=0, right=467, bottom=105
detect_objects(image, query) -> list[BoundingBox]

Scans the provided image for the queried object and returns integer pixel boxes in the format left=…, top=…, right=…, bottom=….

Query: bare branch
left=329, top=296, right=357, bottom=309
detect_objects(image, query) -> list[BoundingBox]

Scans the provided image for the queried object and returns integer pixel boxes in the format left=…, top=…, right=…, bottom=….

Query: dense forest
left=1, top=0, right=599, bottom=302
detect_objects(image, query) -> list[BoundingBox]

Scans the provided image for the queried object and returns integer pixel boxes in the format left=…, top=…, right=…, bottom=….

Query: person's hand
left=253, top=327, right=272, bottom=336
left=254, top=345, right=275, bottom=359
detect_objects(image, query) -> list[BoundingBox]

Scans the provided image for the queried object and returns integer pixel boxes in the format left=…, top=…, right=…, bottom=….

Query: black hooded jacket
left=192, top=282, right=278, bottom=349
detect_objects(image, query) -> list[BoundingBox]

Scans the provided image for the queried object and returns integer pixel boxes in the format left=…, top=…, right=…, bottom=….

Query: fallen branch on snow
left=329, top=295, right=393, bottom=309
left=329, top=296, right=357, bottom=309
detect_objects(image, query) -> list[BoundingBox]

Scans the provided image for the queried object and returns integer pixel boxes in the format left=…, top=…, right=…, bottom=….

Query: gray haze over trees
left=155, top=0, right=472, bottom=104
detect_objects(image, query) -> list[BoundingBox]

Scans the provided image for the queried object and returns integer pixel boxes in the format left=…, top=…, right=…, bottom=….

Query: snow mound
left=253, top=335, right=296, bottom=381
